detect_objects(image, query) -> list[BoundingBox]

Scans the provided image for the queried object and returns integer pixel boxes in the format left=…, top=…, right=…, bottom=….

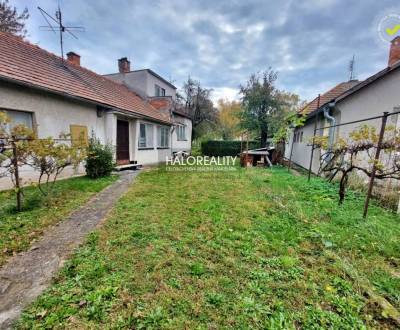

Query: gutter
left=323, top=102, right=336, bottom=150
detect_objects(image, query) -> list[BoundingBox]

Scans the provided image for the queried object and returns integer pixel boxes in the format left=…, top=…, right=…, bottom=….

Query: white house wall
left=172, top=115, right=192, bottom=153
left=133, top=119, right=172, bottom=165
left=145, top=72, right=176, bottom=99
left=287, top=68, right=400, bottom=174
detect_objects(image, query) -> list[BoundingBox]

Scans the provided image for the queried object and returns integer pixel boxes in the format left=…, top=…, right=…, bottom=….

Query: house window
left=139, top=123, right=154, bottom=148
left=157, top=126, right=169, bottom=148
left=177, top=124, right=186, bottom=141
left=155, top=84, right=166, bottom=97
left=70, top=125, right=88, bottom=146
left=1, top=110, right=33, bottom=135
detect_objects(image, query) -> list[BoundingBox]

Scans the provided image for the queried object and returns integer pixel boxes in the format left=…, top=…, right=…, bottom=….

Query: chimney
left=118, top=57, right=131, bottom=73
left=388, top=36, right=400, bottom=67
left=66, top=52, right=80, bottom=66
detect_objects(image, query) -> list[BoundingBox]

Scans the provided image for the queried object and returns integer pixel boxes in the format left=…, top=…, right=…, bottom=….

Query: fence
left=288, top=108, right=400, bottom=218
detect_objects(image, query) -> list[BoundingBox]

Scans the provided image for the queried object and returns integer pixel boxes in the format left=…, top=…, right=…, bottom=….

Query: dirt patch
left=0, top=171, right=138, bottom=329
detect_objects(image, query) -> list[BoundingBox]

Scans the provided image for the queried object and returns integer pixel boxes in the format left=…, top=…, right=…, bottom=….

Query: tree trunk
left=338, top=172, right=348, bottom=205
left=260, top=129, right=268, bottom=148
left=11, top=141, right=22, bottom=211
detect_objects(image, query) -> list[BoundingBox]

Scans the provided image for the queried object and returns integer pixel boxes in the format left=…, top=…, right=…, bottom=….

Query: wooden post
left=246, top=132, right=249, bottom=167
left=11, top=140, right=22, bottom=211
left=240, top=133, right=243, bottom=154
left=397, top=193, right=400, bottom=215
left=288, top=130, right=294, bottom=172
left=363, top=112, right=389, bottom=218
left=308, top=126, right=317, bottom=181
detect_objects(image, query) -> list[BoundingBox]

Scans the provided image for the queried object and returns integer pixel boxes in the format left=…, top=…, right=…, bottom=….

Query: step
left=114, top=163, right=142, bottom=171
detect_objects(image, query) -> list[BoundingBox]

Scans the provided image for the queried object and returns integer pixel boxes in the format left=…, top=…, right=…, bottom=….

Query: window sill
left=177, top=139, right=188, bottom=142
left=157, top=147, right=170, bottom=149
left=138, top=147, right=154, bottom=150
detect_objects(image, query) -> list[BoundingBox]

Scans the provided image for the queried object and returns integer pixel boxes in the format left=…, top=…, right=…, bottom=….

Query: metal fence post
left=363, top=112, right=389, bottom=218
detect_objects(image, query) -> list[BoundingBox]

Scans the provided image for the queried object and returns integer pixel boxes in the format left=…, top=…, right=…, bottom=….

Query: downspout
left=322, top=101, right=336, bottom=161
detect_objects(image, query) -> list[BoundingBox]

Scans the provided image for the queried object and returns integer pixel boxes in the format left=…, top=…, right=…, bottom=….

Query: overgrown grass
left=17, top=167, right=400, bottom=329
left=0, top=175, right=117, bottom=266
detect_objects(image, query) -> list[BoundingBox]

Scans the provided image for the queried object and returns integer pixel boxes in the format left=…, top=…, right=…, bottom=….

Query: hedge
left=201, top=140, right=260, bottom=156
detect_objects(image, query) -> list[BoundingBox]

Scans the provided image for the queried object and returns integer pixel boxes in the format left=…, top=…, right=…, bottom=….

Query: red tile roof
left=0, top=32, right=170, bottom=124
left=299, top=80, right=360, bottom=115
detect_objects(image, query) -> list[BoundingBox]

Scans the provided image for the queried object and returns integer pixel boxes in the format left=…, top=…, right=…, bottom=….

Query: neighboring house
left=0, top=32, right=173, bottom=189
left=286, top=36, right=400, bottom=174
left=104, top=58, right=192, bottom=155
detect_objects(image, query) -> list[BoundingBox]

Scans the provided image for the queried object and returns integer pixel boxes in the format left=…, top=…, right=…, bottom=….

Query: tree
left=179, top=77, right=218, bottom=139
left=0, top=112, right=34, bottom=211
left=239, top=69, right=282, bottom=147
left=85, top=136, right=115, bottom=179
left=26, top=136, right=87, bottom=195
left=314, top=125, right=400, bottom=205
left=272, top=92, right=306, bottom=144
left=1, top=111, right=87, bottom=209
left=0, top=0, right=29, bottom=37
left=217, top=99, right=241, bottom=140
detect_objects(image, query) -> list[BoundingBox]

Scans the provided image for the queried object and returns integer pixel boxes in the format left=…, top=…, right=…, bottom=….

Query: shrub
left=201, top=140, right=260, bottom=156
left=85, top=138, right=114, bottom=178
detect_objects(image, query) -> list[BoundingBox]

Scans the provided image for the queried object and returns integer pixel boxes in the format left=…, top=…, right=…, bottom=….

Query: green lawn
left=0, top=175, right=117, bottom=267
left=17, top=167, right=400, bottom=329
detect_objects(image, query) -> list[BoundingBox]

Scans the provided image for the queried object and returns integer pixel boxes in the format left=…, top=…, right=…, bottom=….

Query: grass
left=16, top=166, right=400, bottom=329
left=0, top=175, right=117, bottom=267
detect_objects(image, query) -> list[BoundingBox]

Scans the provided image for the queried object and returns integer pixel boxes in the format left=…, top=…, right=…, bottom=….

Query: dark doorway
left=116, top=120, right=130, bottom=165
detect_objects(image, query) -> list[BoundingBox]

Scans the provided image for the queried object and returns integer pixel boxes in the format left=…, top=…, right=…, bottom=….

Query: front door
left=116, top=120, right=130, bottom=165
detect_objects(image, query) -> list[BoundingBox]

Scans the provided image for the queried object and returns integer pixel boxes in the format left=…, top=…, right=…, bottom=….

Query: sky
left=12, top=0, right=400, bottom=103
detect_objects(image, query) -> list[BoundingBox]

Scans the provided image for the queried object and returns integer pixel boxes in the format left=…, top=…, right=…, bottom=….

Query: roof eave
left=0, top=75, right=171, bottom=125
left=336, top=62, right=400, bottom=104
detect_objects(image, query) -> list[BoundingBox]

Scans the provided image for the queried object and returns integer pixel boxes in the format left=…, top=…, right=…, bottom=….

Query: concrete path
left=0, top=171, right=138, bottom=329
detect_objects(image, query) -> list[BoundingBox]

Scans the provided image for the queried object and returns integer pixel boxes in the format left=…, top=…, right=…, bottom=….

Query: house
left=0, top=32, right=175, bottom=189
left=104, top=58, right=192, bottom=155
left=286, top=36, right=400, bottom=174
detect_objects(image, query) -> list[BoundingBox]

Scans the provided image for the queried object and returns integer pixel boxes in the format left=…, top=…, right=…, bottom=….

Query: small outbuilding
left=240, top=147, right=274, bottom=167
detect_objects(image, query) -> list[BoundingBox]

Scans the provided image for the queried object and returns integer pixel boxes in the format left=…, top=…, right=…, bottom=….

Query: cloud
left=12, top=0, right=399, bottom=103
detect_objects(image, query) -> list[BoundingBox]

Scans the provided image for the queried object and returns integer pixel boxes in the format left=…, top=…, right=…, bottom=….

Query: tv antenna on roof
left=37, top=5, right=85, bottom=61
left=348, top=54, right=356, bottom=81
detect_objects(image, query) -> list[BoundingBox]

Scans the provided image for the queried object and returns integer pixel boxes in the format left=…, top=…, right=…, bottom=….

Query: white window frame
left=176, top=124, right=187, bottom=141
left=157, top=126, right=170, bottom=148
left=1, top=109, right=33, bottom=135
left=139, top=123, right=154, bottom=149
left=155, top=84, right=166, bottom=97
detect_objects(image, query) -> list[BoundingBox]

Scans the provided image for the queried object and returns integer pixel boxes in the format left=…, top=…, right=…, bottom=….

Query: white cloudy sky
left=12, top=0, right=400, bottom=103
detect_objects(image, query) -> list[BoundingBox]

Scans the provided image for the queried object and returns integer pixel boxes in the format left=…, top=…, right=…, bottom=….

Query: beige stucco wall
left=0, top=81, right=106, bottom=143
left=0, top=81, right=108, bottom=190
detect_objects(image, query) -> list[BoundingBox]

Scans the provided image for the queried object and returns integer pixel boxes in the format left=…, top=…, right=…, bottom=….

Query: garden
left=15, top=166, right=400, bottom=329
